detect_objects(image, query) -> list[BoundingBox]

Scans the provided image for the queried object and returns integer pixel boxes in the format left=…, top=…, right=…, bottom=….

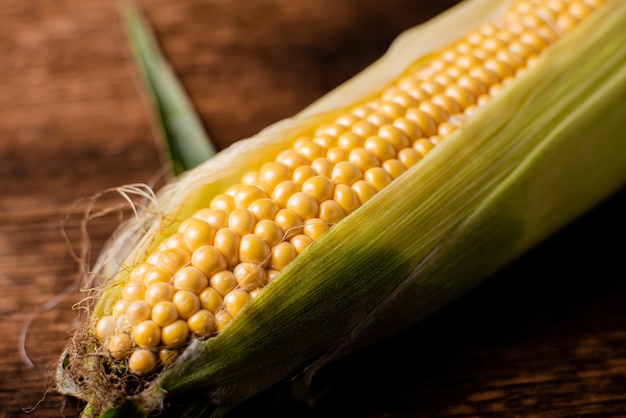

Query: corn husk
left=57, top=0, right=626, bottom=416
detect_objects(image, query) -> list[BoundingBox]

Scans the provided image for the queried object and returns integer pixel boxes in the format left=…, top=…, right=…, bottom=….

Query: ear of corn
left=57, top=0, right=626, bottom=416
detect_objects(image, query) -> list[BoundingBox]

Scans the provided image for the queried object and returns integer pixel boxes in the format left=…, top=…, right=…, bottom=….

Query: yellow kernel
left=302, top=218, right=329, bottom=241
left=292, top=165, right=316, bottom=187
left=520, top=32, right=548, bottom=51
left=351, top=120, right=377, bottom=138
left=223, top=289, right=252, bottom=317
left=151, top=301, right=179, bottom=327
left=215, top=311, right=232, bottom=332
left=96, top=315, right=116, bottom=341
left=294, top=139, right=325, bottom=161
left=438, top=121, right=458, bottom=137
left=444, top=85, right=476, bottom=109
left=112, top=300, right=129, bottom=318
left=269, top=241, right=297, bottom=272
left=290, top=234, right=312, bottom=254
left=193, top=209, right=228, bottom=230
left=495, top=49, right=525, bottom=69
left=133, top=320, right=161, bottom=348
left=125, top=300, right=152, bottom=325
left=191, top=245, right=227, bottom=278
left=180, top=218, right=216, bottom=252
left=419, top=80, right=444, bottom=95
left=239, top=233, right=271, bottom=265
left=364, top=167, right=393, bottom=192
left=377, top=101, right=405, bottom=119
left=159, top=233, right=189, bottom=253
left=318, top=199, right=346, bottom=224
left=274, top=209, right=303, bottom=237
left=248, top=198, right=279, bottom=221
left=334, top=113, right=361, bottom=127
left=161, top=319, right=189, bottom=348
left=456, top=74, right=487, bottom=96
left=128, top=349, right=157, bottom=375
left=286, top=192, right=319, bottom=220
left=455, top=54, right=483, bottom=70
left=397, top=148, right=421, bottom=169
left=251, top=181, right=272, bottom=197
left=555, top=14, right=579, bottom=33
left=489, top=83, right=504, bottom=96
left=382, top=159, right=406, bottom=180
left=430, top=135, right=444, bottom=145
left=172, top=290, right=201, bottom=320
left=129, top=263, right=151, bottom=282
left=413, top=138, right=436, bottom=158
left=271, top=180, right=299, bottom=209
left=209, top=270, right=237, bottom=297
left=349, top=148, right=380, bottom=172
left=333, top=184, right=360, bottom=215
left=122, top=281, right=146, bottom=302
left=508, top=41, right=536, bottom=60
left=431, top=93, right=461, bottom=116
left=404, top=83, right=431, bottom=102
left=253, top=219, right=284, bottom=247
left=173, top=266, right=208, bottom=294
left=310, top=157, right=333, bottom=178
left=145, top=282, right=175, bottom=306
left=213, top=228, right=240, bottom=267
left=393, top=117, right=423, bottom=140
left=377, top=125, right=409, bottom=151
left=227, top=208, right=256, bottom=236
left=198, top=286, right=223, bottom=313
left=331, top=161, right=362, bottom=186
left=187, top=309, right=216, bottom=337
left=387, top=90, right=417, bottom=108
left=365, top=111, right=392, bottom=127
left=364, top=136, right=395, bottom=161
left=418, top=101, right=449, bottom=125
left=108, top=333, right=132, bottom=359
left=326, top=146, right=348, bottom=163
left=233, top=262, right=267, bottom=291
left=301, top=176, right=334, bottom=203
left=405, top=108, right=437, bottom=137
left=259, top=162, right=292, bottom=189
left=267, top=269, right=281, bottom=282
left=232, top=185, right=266, bottom=209
left=569, top=2, right=592, bottom=19
left=337, top=132, right=364, bottom=151
left=210, top=194, right=235, bottom=213
left=241, top=171, right=260, bottom=185
left=351, top=180, right=377, bottom=204
left=475, top=92, right=491, bottom=106
left=313, top=123, right=347, bottom=143
left=431, top=74, right=456, bottom=90
left=468, top=66, right=499, bottom=86
left=276, top=149, right=309, bottom=169
left=154, top=248, right=190, bottom=275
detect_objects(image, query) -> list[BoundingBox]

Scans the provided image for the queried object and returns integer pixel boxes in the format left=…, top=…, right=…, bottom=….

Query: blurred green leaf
left=121, top=1, right=217, bottom=176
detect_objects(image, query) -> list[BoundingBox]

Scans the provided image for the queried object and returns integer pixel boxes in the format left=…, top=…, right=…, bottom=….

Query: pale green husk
left=57, top=0, right=626, bottom=416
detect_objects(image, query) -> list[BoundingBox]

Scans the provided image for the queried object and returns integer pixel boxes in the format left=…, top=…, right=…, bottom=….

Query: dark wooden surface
left=1, top=1, right=625, bottom=417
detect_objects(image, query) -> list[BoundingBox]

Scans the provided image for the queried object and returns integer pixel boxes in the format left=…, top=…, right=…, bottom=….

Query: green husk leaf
left=121, top=1, right=217, bottom=175
left=58, top=0, right=626, bottom=416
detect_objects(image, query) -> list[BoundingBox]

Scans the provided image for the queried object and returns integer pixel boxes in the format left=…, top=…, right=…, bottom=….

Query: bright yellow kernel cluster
left=95, top=0, right=602, bottom=374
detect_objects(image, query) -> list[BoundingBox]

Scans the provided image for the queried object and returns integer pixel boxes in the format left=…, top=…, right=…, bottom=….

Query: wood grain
left=1, top=1, right=625, bottom=417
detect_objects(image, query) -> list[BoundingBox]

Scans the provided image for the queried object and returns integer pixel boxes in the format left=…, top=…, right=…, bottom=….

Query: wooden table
left=1, top=1, right=625, bottom=417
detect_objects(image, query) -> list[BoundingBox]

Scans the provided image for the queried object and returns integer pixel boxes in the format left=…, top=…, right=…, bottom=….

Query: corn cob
left=57, top=0, right=626, bottom=416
